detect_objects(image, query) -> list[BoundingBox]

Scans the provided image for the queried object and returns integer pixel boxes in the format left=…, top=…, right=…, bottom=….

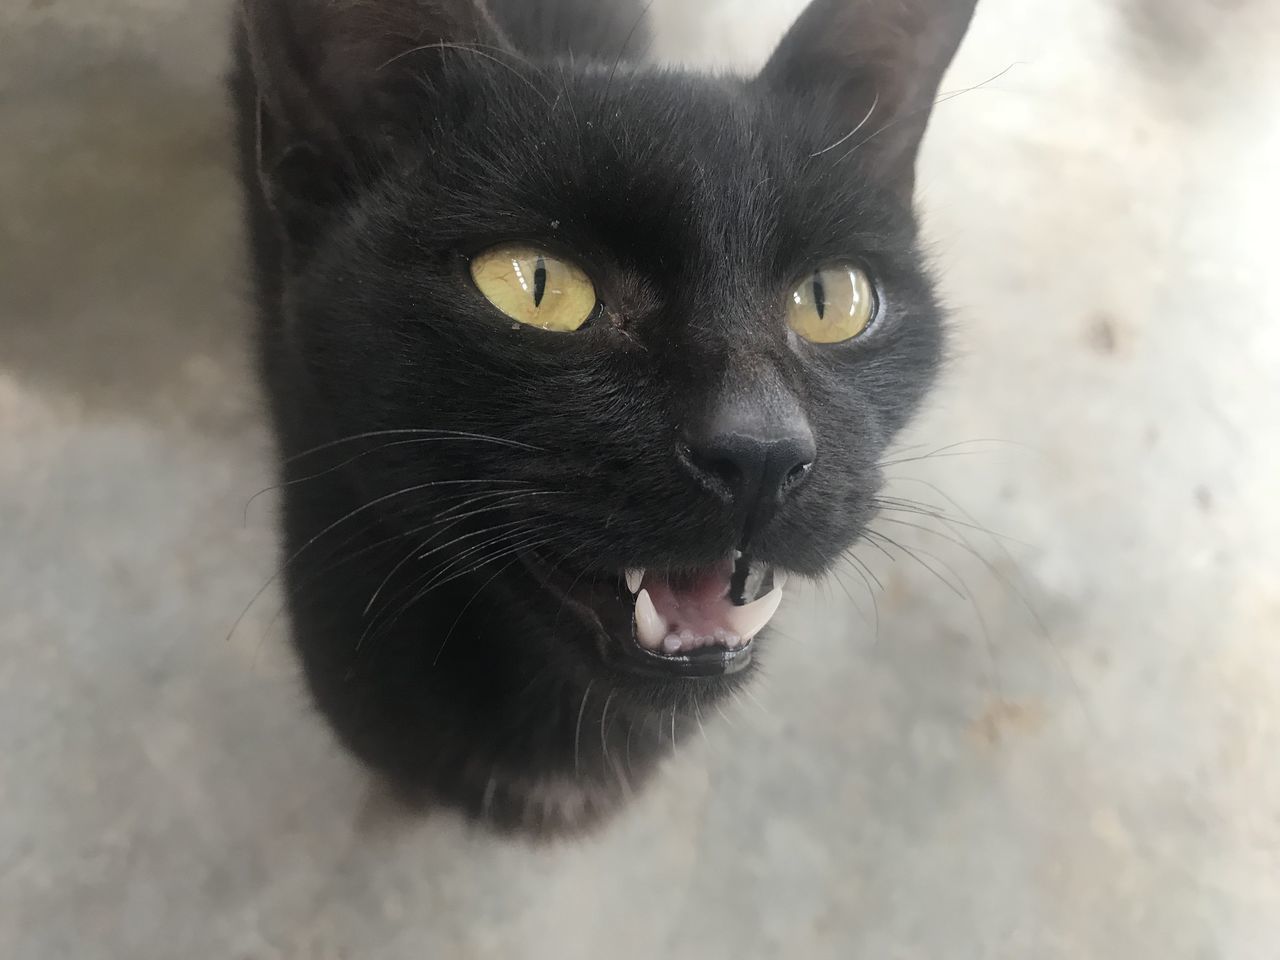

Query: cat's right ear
left=238, top=0, right=509, bottom=243
left=758, top=0, right=977, bottom=200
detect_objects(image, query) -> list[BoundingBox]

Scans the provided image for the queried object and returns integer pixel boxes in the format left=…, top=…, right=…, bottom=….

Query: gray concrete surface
left=2, top=1, right=1278, bottom=957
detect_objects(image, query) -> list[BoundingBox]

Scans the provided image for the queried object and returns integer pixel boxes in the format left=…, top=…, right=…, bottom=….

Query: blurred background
left=2, top=0, right=1278, bottom=957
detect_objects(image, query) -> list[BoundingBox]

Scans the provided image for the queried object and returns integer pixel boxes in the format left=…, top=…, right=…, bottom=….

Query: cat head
left=241, top=0, right=975, bottom=690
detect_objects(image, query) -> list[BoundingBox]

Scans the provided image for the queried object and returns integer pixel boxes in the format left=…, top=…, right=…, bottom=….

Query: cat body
left=233, top=0, right=976, bottom=833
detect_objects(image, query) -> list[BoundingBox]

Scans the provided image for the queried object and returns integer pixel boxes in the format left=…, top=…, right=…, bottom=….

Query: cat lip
left=521, top=551, right=785, bottom=679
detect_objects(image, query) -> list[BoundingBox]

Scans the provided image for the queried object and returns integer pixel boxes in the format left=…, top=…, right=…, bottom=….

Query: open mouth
left=523, top=551, right=787, bottom=679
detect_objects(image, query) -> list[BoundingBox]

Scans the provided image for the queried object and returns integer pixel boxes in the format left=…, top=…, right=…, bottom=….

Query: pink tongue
left=644, top=564, right=735, bottom=638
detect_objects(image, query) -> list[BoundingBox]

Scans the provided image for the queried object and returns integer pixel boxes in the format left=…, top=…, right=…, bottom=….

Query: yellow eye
left=470, top=245, right=597, bottom=332
left=786, top=264, right=876, bottom=344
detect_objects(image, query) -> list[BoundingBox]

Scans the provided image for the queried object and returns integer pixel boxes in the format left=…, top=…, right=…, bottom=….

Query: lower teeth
left=632, top=575, right=785, bottom=655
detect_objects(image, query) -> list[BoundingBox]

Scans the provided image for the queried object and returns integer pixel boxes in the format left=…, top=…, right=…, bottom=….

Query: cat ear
left=239, top=0, right=509, bottom=240
left=758, top=0, right=977, bottom=198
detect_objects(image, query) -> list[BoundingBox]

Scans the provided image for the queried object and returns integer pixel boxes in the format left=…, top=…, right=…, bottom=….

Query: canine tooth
left=625, top=568, right=645, bottom=594
left=725, top=586, right=783, bottom=640
left=634, top=590, right=666, bottom=650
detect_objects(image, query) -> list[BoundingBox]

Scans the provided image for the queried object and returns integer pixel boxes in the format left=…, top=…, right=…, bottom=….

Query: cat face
left=291, top=62, right=942, bottom=661
left=240, top=0, right=976, bottom=823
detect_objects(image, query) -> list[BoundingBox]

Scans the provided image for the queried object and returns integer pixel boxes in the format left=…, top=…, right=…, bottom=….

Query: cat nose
left=681, top=402, right=816, bottom=545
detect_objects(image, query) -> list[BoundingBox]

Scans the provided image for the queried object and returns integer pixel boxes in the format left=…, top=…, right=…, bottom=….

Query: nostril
left=683, top=443, right=743, bottom=497
left=785, top=460, right=813, bottom=487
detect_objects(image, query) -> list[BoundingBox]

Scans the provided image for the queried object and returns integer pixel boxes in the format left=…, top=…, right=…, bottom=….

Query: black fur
left=233, top=0, right=976, bottom=834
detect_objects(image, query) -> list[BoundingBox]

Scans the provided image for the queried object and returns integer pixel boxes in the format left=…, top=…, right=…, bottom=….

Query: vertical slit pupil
left=533, top=257, right=548, bottom=308
left=812, top=273, right=826, bottom=319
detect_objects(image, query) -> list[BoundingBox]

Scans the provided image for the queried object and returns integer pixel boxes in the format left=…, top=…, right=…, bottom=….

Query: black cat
left=232, top=0, right=977, bottom=834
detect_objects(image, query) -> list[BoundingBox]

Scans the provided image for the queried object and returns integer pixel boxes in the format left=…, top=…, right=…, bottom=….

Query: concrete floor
left=3, top=0, right=1278, bottom=957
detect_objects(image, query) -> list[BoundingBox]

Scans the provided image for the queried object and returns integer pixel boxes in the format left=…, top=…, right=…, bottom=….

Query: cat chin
left=400, top=766, right=638, bottom=837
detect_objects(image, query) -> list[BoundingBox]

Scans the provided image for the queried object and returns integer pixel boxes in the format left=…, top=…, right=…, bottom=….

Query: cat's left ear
left=758, top=0, right=978, bottom=199
left=239, top=0, right=511, bottom=245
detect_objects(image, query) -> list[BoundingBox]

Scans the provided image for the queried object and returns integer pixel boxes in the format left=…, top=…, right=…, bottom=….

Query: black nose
left=681, top=402, right=816, bottom=546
